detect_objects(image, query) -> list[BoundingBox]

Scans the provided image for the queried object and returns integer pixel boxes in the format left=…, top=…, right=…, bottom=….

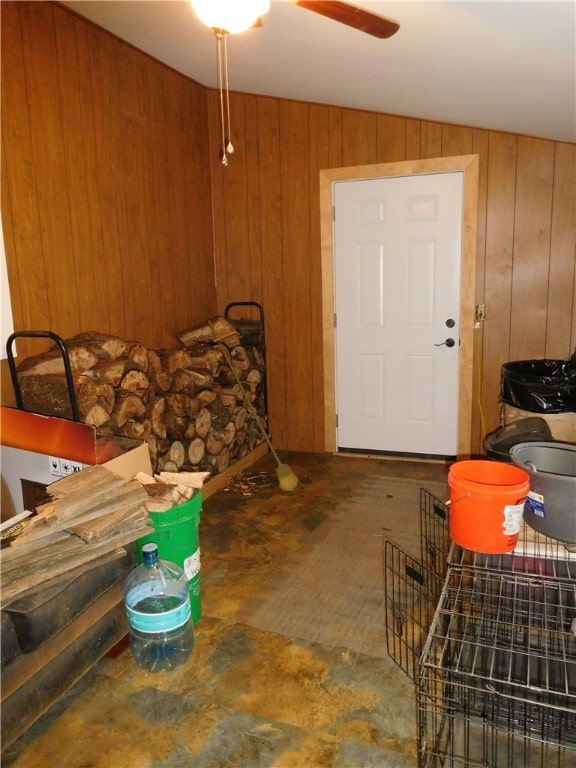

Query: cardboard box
left=0, top=407, right=152, bottom=514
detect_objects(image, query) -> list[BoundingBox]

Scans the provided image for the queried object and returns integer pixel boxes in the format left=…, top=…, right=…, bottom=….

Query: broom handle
left=216, top=341, right=282, bottom=468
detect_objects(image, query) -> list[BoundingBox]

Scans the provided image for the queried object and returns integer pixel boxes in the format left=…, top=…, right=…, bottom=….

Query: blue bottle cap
left=142, top=542, right=159, bottom=566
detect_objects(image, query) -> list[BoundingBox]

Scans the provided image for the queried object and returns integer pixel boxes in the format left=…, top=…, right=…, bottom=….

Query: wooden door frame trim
left=319, top=154, right=480, bottom=459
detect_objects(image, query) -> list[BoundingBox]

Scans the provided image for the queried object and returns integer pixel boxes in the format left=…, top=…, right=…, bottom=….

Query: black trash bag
left=500, top=359, right=576, bottom=413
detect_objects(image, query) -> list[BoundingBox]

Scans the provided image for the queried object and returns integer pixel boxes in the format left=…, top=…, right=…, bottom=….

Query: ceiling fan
left=192, top=1, right=400, bottom=39
left=292, top=1, right=400, bottom=39
left=191, top=1, right=400, bottom=164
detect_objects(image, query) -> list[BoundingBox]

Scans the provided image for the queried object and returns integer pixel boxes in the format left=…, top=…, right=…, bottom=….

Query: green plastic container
left=137, top=493, right=202, bottom=624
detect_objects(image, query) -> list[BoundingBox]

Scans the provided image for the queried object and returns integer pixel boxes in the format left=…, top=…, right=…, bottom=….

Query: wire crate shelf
left=449, top=524, right=576, bottom=582
left=418, top=566, right=576, bottom=767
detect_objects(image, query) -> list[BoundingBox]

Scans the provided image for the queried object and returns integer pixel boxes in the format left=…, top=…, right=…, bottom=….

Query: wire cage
left=418, top=566, right=576, bottom=767
left=449, top=524, right=576, bottom=582
left=384, top=490, right=449, bottom=679
left=420, top=488, right=451, bottom=578
left=383, top=486, right=576, bottom=768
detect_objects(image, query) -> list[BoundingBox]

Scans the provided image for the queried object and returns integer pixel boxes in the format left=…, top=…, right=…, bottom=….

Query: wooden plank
left=471, top=128, right=489, bottom=450
left=510, top=136, right=555, bottom=357
left=483, top=131, right=517, bottom=430
left=376, top=114, right=406, bottom=162
left=441, top=124, right=474, bottom=157
left=342, top=109, right=377, bottom=167
left=1, top=3, right=51, bottom=354
left=245, top=93, right=264, bottom=317
left=257, top=96, right=287, bottom=449
left=70, top=13, right=111, bottom=333
left=20, top=2, right=79, bottom=337
left=546, top=142, right=576, bottom=358
left=279, top=100, right=314, bottom=450
left=1, top=530, right=150, bottom=606
left=405, top=118, right=421, bottom=160
left=54, top=10, right=100, bottom=333
left=182, top=80, right=216, bottom=326
left=84, top=19, right=126, bottom=337
left=421, top=121, right=442, bottom=159
left=222, top=92, right=252, bottom=307
left=309, top=104, right=332, bottom=452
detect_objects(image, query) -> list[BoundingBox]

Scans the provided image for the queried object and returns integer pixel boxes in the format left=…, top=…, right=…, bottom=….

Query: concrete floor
left=3, top=451, right=450, bottom=768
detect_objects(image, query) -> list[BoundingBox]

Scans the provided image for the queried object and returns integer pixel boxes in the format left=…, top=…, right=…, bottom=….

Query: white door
left=334, top=172, right=463, bottom=456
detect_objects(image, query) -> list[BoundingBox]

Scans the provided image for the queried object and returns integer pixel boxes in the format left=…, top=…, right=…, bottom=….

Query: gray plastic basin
left=509, top=441, right=576, bottom=543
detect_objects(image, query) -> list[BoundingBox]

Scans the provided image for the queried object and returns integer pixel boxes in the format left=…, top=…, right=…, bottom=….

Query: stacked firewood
left=0, top=466, right=210, bottom=607
left=0, top=466, right=152, bottom=607
left=15, top=318, right=267, bottom=475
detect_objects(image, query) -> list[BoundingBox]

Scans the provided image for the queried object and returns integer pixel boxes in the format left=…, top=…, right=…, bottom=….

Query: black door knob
left=435, top=338, right=455, bottom=348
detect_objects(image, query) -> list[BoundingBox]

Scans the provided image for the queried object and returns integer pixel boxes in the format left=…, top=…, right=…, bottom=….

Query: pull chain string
left=215, top=31, right=227, bottom=165
left=223, top=33, right=234, bottom=155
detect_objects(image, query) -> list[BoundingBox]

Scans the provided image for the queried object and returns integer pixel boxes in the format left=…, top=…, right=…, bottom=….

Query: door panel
left=334, top=172, right=463, bottom=455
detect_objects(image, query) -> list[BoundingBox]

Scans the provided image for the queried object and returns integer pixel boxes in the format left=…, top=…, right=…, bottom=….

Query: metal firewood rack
left=5, top=330, right=80, bottom=421
left=384, top=489, right=576, bottom=768
left=224, top=301, right=268, bottom=421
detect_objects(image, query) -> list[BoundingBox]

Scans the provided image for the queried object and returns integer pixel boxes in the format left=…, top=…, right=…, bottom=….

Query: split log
left=147, top=435, right=158, bottom=469
left=83, top=403, right=112, bottom=428
left=246, top=368, right=262, bottom=387
left=216, top=365, right=236, bottom=387
left=195, top=408, right=212, bottom=438
left=159, top=348, right=194, bottom=375
left=168, top=441, right=186, bottom=469
left=187, top=369, right=215, bottom=388
left=122, top=419, right=152, bottom=441
left=158, top=458, right=179, bottom=473
left=177, top=316, right=238, bottom=347
left=120, top=369, right=151, bottom=394
left=210, top=446, right=230, bottom=474
left=223, top=421, right=236, bottom=446
left=126, top=342, right=148, bottom=371
left=16, top=352, right=68, bottom=377
left=150, top=397, right=167, bottom=439
left=233, top=407, right=247, bottom=430
left=66, top=345, right=102, bottom=373
left=112, top=393, right=147, bottom=427
left=220, top=385, right=242, bottom=407
left=185, top=396, right=201, bottom=419
left=230, top=346, right=250, bottom=371
left=67, top=332, right=128, bottom=360
left=89, top=358, right=132, bottom=387
left=76, top=376, right=115, bottom=416
left=196, top=389, right=218, bottom=407
left=206, top=430, right=225, bottom=456
left=183, top=344, right=223, bottom=373
left=187, top=437, right=205, bottom=465
left=164, top=412, right=187, bottom=440
left=171, top=370, right=197, bottom=395
left=148, top=350, right=173, bottom=392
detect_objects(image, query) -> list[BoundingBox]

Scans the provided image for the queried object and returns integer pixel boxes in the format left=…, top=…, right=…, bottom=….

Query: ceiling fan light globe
left=191, top=0, right=270, bottom=34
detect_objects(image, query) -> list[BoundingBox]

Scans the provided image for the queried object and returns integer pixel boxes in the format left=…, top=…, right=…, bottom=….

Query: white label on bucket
left=184, top=548, right=200, bottom=580
left=525, top=491, right=546, bottom=519
left=502, top=504, right=524, bottom=535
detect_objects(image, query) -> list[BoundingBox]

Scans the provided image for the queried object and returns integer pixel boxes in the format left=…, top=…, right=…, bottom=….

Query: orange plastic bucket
left=448, top=460, right=530, bottom=554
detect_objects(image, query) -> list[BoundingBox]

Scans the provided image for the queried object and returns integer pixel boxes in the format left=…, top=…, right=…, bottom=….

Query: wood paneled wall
left=1, top=1, right=216, bottom=366
left=209, top=94, right=576, bottom=455
left=2, top=2, right=575, bottom=457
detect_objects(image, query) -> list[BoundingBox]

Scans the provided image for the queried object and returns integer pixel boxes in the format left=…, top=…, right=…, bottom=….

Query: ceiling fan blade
left=294, top=1, right=399, bottom=39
